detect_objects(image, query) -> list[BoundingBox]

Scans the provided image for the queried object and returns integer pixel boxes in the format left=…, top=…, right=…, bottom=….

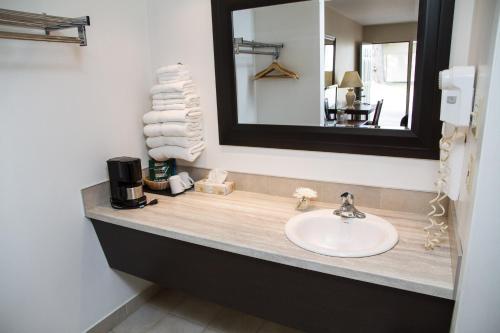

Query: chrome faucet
left=333, top=192, right=366, bottom=219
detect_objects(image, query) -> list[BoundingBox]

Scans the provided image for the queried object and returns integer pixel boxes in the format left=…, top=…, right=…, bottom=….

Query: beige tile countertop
left=83, top=189, right=454, bottom=300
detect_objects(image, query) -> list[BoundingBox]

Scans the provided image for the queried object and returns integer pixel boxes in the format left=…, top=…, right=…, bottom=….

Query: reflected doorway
left=360, top=41, right=417, bottom=128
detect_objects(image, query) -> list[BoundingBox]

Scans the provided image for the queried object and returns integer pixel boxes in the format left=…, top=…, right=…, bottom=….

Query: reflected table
left=324, top=120, right=373, bottom=128
left=328, top=104, right=375, bottom=121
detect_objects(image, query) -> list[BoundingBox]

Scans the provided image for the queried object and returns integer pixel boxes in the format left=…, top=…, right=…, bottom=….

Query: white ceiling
left=325, top=0, right=419, bottom=26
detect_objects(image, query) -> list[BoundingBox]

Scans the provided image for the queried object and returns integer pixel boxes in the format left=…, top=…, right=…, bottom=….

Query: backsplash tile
left=178, top=166, right=441, bottom=215
left=330, top=183, right=381, bottom=209
left=380, top=188, right=438, bottom=215
left=81, top=181, right=110, bottom=213
left=267, top=176, right=307, bottom=198
left=230, top=172, right=270, bottom=194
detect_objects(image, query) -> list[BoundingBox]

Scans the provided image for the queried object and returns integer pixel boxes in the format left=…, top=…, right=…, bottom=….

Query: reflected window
left=325, top=36, right=336, bottom=87
left=361, top=42, right=415, bottom=127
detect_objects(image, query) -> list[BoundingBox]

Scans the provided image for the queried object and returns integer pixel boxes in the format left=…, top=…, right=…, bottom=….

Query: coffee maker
left=107, top=157, right=147, bottom=209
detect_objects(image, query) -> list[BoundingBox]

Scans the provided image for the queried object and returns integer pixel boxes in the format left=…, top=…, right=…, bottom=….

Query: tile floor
left=110, top=289, right=303, bottom=333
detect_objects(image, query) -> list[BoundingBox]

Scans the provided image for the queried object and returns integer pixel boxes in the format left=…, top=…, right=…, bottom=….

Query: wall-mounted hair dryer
left=438, top=66, right=475, bottom=127
left=425, top=66, right=476, bottom=249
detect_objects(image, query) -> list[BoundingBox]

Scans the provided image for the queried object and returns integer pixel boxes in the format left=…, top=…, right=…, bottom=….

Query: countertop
left=84, top=189, right=454, bottom=299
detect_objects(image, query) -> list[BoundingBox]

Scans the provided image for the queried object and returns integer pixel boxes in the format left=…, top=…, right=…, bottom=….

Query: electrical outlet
left=471, top=96, right=483, bottom=139
left=466, top=154, right=475, bottom=193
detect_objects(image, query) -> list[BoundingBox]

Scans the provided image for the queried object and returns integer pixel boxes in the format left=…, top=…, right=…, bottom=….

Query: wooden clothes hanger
left=254, top=60, right=299, bottom=80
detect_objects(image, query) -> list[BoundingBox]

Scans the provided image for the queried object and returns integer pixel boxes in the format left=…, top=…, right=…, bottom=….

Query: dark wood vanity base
left=92, top=219, right=453, bottom=333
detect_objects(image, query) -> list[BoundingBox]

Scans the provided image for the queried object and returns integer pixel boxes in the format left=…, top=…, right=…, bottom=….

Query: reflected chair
left=366, top=99, right=383, bottom=126
left=324, top=98, right=334, bottom=122
left=400, top=114, right=408, bottom=127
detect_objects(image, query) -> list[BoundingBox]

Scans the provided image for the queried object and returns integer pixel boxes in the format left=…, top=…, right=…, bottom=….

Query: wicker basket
left=143, top=177, right=169, bottom=191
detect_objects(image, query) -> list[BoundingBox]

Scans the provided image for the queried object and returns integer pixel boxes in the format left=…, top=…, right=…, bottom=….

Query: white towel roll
left=146, top=135, right=203, bottom=149
left=149, top=141, right=205, bottom=162
left=143, top=109, right=202, bottom=124
left=144, top=122, right=202, bottom=137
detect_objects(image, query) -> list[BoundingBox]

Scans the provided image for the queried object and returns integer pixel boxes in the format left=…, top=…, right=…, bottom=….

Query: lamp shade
left=339, top=71, right=363, bottom=88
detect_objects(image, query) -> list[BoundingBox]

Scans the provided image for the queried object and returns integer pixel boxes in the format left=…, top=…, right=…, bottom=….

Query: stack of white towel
left=143, top=64, right=205, bottom=162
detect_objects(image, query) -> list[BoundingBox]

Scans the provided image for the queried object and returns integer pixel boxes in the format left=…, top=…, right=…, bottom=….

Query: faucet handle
left=340, top=192, right=354, bottom=205
left=335, top=192, right=366, bottom=219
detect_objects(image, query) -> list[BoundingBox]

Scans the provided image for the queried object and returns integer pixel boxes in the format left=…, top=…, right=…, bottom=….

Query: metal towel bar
left=233, top=37, right=284, bottom=59
left=0, top=8, right=90, bottom=46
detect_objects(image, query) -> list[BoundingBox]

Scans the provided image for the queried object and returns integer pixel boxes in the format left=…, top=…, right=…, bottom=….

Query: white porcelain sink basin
left=285, top=209, right=398, bottom=257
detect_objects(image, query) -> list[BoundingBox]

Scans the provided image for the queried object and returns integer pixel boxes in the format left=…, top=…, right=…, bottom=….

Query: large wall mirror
left=212, top=0, right=454, bottom=159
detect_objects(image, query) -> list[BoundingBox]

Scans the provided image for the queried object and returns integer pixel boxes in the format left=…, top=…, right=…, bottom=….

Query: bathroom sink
left=285, top=209, right=398, bottom=258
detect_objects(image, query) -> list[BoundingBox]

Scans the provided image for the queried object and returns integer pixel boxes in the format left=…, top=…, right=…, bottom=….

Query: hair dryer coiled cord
left=424, top=123, right=461, bottom=250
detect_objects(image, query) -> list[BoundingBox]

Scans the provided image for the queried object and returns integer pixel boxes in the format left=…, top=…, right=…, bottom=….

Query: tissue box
left=194, top=179, right=235, bottom=195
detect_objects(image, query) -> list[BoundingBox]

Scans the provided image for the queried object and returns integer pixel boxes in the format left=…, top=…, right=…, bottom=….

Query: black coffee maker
left=107, top=157, right=147, bottom=209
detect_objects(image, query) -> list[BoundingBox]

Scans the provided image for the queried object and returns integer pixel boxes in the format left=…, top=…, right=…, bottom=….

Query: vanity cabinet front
left=92, top=219, right=454, bottom=333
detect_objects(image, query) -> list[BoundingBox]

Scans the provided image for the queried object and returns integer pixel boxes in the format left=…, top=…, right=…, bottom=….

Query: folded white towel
left=152, top=91, right=199, bottom=99
left=152, top=98, right=198, bottom=105
left=158, top=69, right=190, bottom=77
left=146, top=135, right=203, bottom=149
left=156, top=64, right=189, bottom=75
left=151, top=81, right=196, bottom=95
left=152, top=100, right=179, bottom=106
left=144, top=122, right=202, bottom=137
left=158, top=77, right=191, bottom=84
left=150, top=103, right=187, bottom=111
left=149, top=141, right=205, bottom=162
left=158, top=73, right=191, bottom=82
left=152, top=105, right=197, bottom=111
left=158, top=78, right=191, bottom=84
left=152, top=99, right=200, bottom=110
left=158, top=73, right=190, bottom=79
left=152, top=101, right=199, bottom=110
left=143, top=109, right=202, bottom=124
left=152, top=97, right=200, bottom=106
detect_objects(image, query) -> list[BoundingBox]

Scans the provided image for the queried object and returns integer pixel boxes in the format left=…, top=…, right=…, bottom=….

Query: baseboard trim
left=85, top=284, right=161, bottom=333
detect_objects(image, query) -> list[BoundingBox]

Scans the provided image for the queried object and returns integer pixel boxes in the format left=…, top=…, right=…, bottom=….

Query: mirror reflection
left=232, top=0, right=419, bottom=129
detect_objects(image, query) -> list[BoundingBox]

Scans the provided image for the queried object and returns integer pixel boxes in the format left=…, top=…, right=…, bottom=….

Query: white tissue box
left=194, top=179, right=235, bottom=195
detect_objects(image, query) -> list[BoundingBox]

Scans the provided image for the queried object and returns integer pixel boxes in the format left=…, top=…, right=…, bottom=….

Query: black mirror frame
left=211, top=0, right=454, bottom=159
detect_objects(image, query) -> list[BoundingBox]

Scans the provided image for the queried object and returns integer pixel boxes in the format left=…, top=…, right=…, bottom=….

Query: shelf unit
left=0, top=8, right=90, bottom=46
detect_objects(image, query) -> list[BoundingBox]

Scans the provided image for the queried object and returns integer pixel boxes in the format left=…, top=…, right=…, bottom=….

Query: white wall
left=147, top=0, right=439, bottom=192
left=448, top=0, right=475, bottom=67
left=324, top=6, right=363, bottom=105
left=0, top=1, right=482, bottom=332
left=450, top=0, right=500, bottom=331
left=448, top=0, right=479, bottom=251
left=451, top=0, right=500, bottom=251
left=232, top=9, right=258, bottom=124
left=0, top=0, right=152, bottom=332
left=252, top=1, right=323, bottom=126
left=362, top=22, right=418, bottom=44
